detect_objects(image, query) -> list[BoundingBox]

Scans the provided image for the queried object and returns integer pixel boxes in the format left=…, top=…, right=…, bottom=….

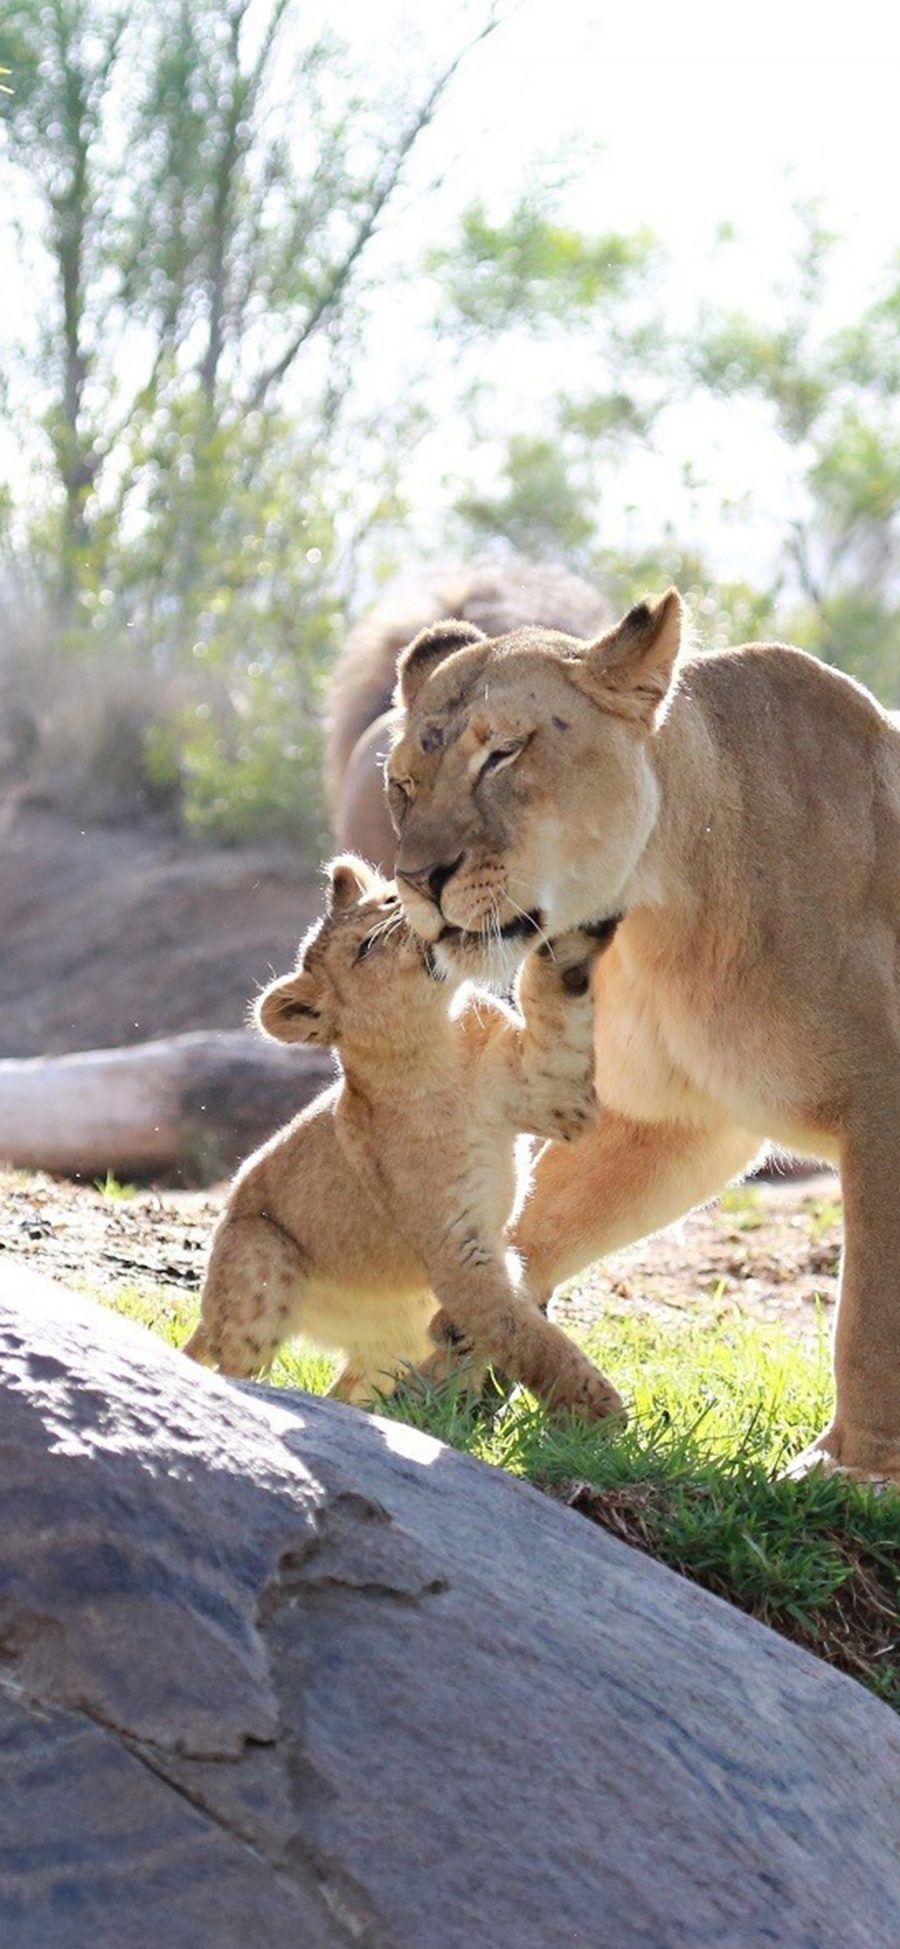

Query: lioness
left=186, top=854, right=621, bottom=1419
left=386, top=592, right=900, bottom=1485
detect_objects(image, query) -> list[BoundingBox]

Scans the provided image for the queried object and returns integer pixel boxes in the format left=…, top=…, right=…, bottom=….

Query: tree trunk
left=0, top=1031, right=331, bottom=1183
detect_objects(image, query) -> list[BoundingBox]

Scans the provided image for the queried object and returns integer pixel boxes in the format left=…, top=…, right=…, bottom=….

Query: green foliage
left=558, top=390, right=656, bottom=444
left=158, top=666, right=329, bottom=850
left=431, top=194, right=657, bottom=333
left=440, top=190, right=668, bottom=580
left=450, top=198, right=900, bottom=703
left=458, top=434, right=597, bottom=561
left=0, top=0, right=495, bottom=845
left=3, top=11, right=900, bottom=836
left=685, top=212, right=900, bottom=694
left=808, top=409, right=900, bottom=533
left=690, top=316, right=829, bottom=443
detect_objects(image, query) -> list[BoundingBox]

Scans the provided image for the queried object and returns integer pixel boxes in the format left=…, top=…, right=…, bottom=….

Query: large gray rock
left=1, top=1261, right=898, bottom=1948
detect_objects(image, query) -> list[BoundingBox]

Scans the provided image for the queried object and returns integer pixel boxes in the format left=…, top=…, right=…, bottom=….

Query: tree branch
left=199, top=0, right=253, bottom=403
left=246, top=15, right=499, bottom=413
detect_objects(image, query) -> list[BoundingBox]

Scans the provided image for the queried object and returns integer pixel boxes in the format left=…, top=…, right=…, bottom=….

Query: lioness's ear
left=256, top=971, right=324, bottom=1044
left=568, top=589, right=683, bottom=727
left=326, top=853, right=384, bottom=911
left=396, top=619, right=487, bottom=710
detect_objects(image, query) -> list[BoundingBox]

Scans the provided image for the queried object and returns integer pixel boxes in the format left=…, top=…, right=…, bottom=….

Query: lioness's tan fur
left=388, top=592, right=900, bottom=1483
left=186, top=856, right=621, bottom=1418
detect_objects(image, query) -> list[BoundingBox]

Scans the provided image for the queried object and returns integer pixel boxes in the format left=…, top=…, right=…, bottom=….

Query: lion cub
left=185, top=855, right=622, bottom=1420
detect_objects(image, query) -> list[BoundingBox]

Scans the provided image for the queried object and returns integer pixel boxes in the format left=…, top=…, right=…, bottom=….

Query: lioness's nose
left=399, top=853, right=464, bottom=906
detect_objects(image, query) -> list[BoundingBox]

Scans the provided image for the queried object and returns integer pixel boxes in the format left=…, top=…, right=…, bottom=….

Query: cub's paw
left=551, top=1366, right=626, bottom=1424
left=183, top=1322, right=216, bottom=1368
left=548, top=1085, right=600, bottom=1143
left=539, top=918, right=621, bottom=994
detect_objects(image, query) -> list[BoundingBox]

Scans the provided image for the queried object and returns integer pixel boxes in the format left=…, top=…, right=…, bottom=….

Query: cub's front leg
left=420, top=1223, right=624, bottom=1423
left=510, top=921, right=616, bottom=1143
left=185, top=1212, right=307, bottom=1377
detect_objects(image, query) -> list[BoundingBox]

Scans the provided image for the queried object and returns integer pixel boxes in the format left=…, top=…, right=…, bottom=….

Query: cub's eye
left=353, top=932, right=380, bottom=965
left=480, top=737, right=529, bottom=778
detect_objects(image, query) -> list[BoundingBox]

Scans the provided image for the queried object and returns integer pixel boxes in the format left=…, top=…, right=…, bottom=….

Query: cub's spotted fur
left=185, top=855, right=621, bottom=1418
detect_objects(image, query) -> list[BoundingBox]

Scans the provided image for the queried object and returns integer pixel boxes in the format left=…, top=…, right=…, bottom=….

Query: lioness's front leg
left=514, top=1111, right=759, bottom=1298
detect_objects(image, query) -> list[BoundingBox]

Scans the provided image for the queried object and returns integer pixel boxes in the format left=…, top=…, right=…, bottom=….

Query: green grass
left=806, top=1192, right=843, bottom=1237
left=719, top=1182, right=765, bottom=1230
left=98, top=1281, right=899, bottom=1709
left=93, top=1170, right=138, bottom=1201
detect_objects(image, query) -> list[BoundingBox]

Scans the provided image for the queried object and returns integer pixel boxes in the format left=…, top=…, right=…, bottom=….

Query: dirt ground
left=0, top=1163, right=842, bottom=1345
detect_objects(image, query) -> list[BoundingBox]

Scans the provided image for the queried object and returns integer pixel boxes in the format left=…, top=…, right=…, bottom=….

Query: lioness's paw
left=780, top=1437, right=899, bottom=1494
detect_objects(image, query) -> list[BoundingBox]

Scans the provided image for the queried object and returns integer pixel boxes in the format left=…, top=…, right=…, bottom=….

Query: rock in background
left=1, top=1262, right=898, bottom=1949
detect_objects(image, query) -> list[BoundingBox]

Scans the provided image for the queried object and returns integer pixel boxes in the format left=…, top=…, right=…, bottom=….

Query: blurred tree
left=0, top=0, right=497, bottom=836
left=430, top=193, right=657, bottom=334
left=457, top=434, right=598, bottom=564
left=3, top=20, right=899, bottom=847
left=430, top=189, right=669, bottom=574
left=686, top=205, right=900, bottom=695
left=445, top=196, right=900, bottom=699
left=1, top=0, right=130, bottom=610
left=1, top=0, right=494, bottom=610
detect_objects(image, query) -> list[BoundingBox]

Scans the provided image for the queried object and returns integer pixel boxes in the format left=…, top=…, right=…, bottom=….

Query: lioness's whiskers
left=504, top=891, right=554, bottom=957
left=487, top=895, right=505, bottom=982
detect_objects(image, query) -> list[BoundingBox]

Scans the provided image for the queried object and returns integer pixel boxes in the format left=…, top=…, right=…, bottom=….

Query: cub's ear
left=256, top=970, right=326, bottom=1045
left=325, top=853, right=385, bottom=911
left=566, top=589, right=683, bottom=727
left=395, top=619, right=487, bottom=711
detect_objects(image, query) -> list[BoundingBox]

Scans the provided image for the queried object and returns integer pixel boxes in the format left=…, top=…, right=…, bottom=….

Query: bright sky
left=369, top=0, right=900, bottom=279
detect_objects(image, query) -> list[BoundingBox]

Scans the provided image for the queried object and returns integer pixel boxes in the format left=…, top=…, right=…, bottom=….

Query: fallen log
left=0, top=1030, right=332, bottom=1182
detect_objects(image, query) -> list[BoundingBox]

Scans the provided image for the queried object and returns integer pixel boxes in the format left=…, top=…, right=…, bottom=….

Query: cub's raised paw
left=548, top=1086, right=600, bottom=1143
left=539, top=918, right=621, bottom=994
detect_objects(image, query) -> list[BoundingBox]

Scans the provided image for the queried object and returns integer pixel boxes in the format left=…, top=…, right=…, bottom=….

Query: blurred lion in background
left=325, top=557, right=611, bottom=868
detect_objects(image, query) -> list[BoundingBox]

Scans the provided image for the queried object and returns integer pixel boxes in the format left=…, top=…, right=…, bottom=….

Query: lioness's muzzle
left=397, top=853, right=465, bottom=909
left=437, top=910, right=544, bottom=947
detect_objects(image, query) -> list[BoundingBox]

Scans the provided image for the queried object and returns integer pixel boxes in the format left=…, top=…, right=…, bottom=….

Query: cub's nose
left=399, top=853, right=465, bottom=907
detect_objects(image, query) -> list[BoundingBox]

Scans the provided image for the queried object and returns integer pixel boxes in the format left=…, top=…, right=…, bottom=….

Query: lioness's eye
left=387, top=778, right=412, bottom=831
left=354, top=932, right=379, bottom=964
left=480, top=737, right=528, bottom=778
